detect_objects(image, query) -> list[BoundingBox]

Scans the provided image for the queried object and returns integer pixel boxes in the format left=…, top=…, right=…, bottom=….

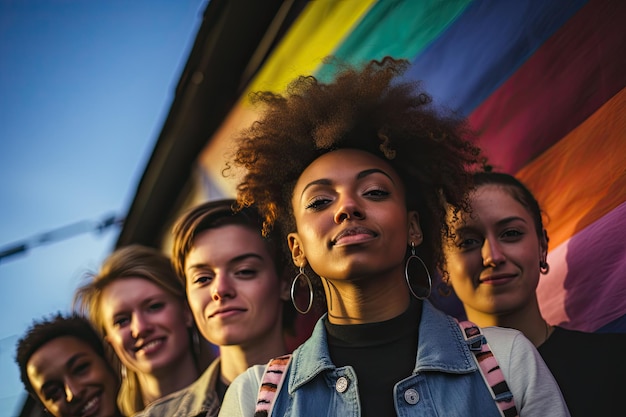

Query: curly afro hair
left=229, top=56, right=482, bottom=284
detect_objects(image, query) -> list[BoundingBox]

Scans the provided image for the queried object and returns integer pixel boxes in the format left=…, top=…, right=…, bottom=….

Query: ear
left=287, top=232, right=307, bottom=268
left=407, top=211, right=423, bottom=246
left=540, top=228, right=549, bottom=263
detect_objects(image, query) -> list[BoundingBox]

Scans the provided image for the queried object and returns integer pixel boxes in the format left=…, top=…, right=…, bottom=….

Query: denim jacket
left=134, top=358, right=221, bottom=417
left=220, top=300, right=570, bottom=416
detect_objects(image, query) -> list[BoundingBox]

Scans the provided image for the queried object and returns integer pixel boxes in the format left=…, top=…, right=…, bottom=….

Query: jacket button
left=404, top=388, right=419, bottom=404
left=335, top=376, right=349, bottom=393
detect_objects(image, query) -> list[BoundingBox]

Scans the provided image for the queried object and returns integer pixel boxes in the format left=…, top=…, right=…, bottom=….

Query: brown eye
left=305, top=197, right=331, bottom=210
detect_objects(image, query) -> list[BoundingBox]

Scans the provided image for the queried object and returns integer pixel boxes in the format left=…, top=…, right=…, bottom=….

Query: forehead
left=187, top=224, right=269, bottom=263
left=455, top=184, right=532, bottom=225
left=100, top=277, right=172, bottom=311
left=27, top=336, right=96, bottom=384
left=295, top=148, right=402, bottom=189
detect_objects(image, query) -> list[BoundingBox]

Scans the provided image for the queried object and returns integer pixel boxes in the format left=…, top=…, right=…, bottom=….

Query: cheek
left=446, top=253, right=476, bottom=282
left=106, top=330, right=129, bottom=351
left=187, top=291, right=209, bottom=319
left=245, top=278, right=281, bottom=306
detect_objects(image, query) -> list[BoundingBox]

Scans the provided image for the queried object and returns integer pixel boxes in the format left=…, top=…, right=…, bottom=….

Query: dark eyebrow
left=66, top=352, right=88, bottom=370
left=357, top=168, right=394, bottom=183
left=495, top=216, right=528, bottom=227
left=300, top=168, right=395, bottom=199
left=454, top=215, right=528, bottom=233
left=186, top=253, right=264, bottom=273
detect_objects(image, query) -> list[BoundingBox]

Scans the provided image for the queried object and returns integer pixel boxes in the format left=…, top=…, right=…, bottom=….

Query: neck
left=219, top=329, right=287, bottom=384
left=323, top=269, right=410, bottom=325
left=136, top=352, right=199, bottom=406
left=465, top=296, right=552, bottom=347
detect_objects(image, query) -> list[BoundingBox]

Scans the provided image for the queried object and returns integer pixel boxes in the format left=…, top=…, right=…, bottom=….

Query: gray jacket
left=134, top=358, right=221, bottom=417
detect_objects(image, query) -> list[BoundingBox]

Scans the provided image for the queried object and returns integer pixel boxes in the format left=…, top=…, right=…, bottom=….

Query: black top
left=325, top=298, right=422, bottom=417
left=538, top=326, right=626, bottom=417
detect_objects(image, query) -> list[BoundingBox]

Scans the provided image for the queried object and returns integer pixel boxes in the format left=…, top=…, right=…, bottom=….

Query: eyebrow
left=66, top=352, right=88, bottom=370
left=455, top=215, right=528, bottom=231
left=186, top=253, right=264, bottom=273
left=495, top=216, right=528, bottom=226
left=300, top=168, right=395, bottom=199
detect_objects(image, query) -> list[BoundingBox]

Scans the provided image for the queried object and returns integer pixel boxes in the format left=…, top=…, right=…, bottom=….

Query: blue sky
left=0, top=1, right=206, bottom=414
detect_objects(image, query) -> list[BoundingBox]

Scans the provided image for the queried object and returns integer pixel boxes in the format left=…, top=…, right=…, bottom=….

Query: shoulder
left=481, top=325, right=542, bottom=370
left=135, top=360, right=221, bottom=417
left=481, top=326, right=532, bottom=358
left=541, top=327, right=626, bottom=359
left=218, top=364, right=267, bottom=417
left=550, top=326, right=626, bottom=343
left=540, top=326, right=626, bottom=374
left=481, top=326, right=570, bottom=416
left=227, top=363, right=266, bottom=393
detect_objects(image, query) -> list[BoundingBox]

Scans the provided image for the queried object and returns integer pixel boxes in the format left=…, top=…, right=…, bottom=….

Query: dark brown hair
left=229, top=57, right=482, bottom=279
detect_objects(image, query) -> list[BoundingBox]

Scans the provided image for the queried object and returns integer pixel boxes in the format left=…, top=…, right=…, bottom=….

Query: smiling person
left=441, top=170, right=626, bottom=417
left=15, top=313, right=122, bottom=417
left=74, top=245, right=209, bottom=416
left=134, top=199, right=294, bottom=417
left=218, top=57, right=570, bottom=417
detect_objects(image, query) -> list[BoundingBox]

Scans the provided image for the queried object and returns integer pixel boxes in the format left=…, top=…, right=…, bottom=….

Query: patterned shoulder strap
left=254, top=354, right=292, bottom=417
left=457, top=320, right=519, bottom=417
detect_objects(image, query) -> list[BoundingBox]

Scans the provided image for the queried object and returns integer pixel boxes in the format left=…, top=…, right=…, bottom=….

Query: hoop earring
left=405, top=242, right=432, bottom=300
left=540, top=261, right=550, bottom=274
left=291, top=266, right=313, bottom=314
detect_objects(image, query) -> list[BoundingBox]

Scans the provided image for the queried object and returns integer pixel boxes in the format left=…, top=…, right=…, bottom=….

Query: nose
left=64, top=379, right=82, bottom=404
left=482, top=238, right=506, bottom=267
left=333, top=194, right=365, bottom=224
left=130, top=313, right=153, bottom=339
left=212, top=272, right=235, bottom=301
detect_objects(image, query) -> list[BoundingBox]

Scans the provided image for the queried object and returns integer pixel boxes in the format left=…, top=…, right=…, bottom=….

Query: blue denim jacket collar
left=288, top=299, right=477, bottom=394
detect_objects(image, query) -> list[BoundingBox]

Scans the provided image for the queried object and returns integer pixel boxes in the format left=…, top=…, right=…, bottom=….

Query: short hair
left=472, top=171, right=549, bottom=250
left=229, top=57, right=482, bottom=279
left=171, top=198, right=295, bottom=332
left=15, top=312, right=110, bottom=400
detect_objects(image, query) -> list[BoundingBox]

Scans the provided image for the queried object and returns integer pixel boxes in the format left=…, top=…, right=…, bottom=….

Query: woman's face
left=184, top=224, right=289, bottom=348
left=100, top=277, right=192, bottom=376
left=443, top=184, right=545, bottom=317
left=27, top=335, right=119, bottom=417
left=289, top=148, right=420, bottom=282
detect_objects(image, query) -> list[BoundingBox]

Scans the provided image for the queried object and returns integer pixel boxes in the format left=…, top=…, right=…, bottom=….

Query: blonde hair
left=73, top=244, right=206, bottom=415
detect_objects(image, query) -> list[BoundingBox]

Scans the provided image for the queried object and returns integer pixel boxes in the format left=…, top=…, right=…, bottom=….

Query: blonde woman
left=74, top=244, right=211, bottom=415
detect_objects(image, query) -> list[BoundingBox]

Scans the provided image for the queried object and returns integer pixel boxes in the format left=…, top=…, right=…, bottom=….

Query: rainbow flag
left=200, top=0, right=626, bottom=334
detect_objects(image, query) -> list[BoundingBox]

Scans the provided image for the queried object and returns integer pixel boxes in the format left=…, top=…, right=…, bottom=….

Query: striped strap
left=254, top=354, right=292, bottom=417
left=458, top=320, right=519, bottom=417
